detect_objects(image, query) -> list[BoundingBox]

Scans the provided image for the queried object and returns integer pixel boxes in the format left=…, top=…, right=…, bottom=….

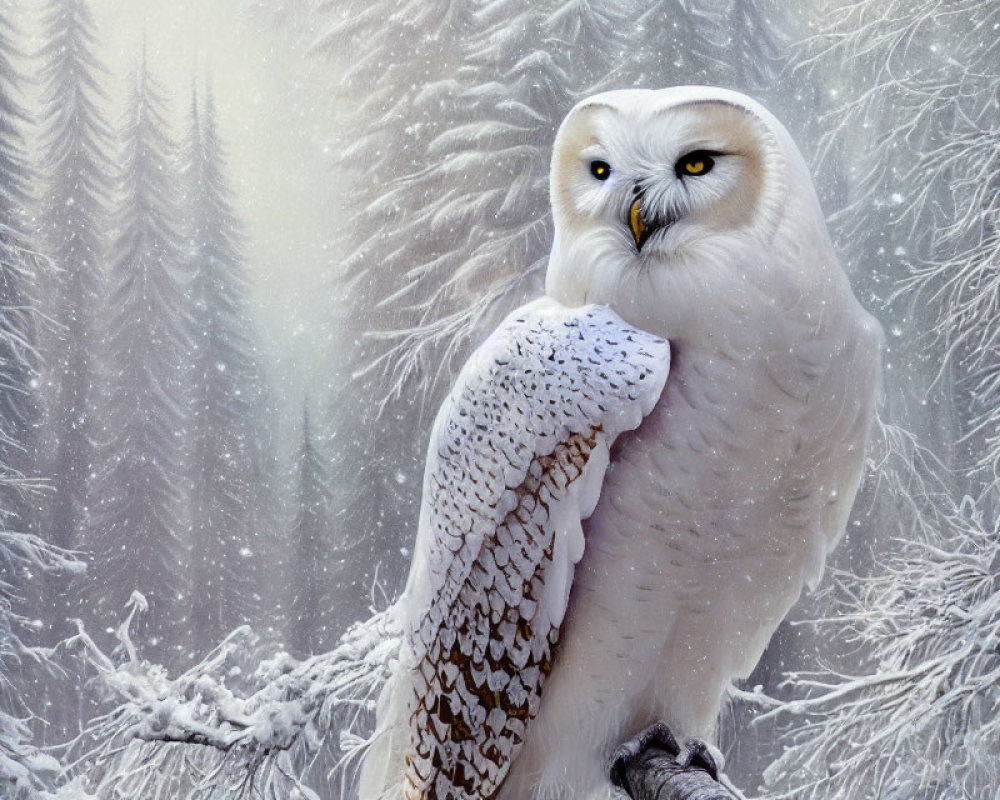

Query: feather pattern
left=359, top=297, right=670, bottom=800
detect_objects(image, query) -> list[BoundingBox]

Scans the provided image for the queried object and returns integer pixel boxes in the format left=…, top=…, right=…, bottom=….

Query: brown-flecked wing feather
left=389, top=297, right=670, bottom=800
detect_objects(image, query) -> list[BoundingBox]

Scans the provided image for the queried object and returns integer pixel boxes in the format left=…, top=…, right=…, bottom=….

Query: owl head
left=545, top=87, right=841, bottom=341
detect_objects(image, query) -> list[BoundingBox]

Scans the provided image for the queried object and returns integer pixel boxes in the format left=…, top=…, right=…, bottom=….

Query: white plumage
left=355, top=86, right=883, bottom=800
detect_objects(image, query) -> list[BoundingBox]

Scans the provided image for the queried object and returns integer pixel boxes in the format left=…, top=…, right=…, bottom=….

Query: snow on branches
left=761, top=500, right=999, bottom=798
left=797, top=0, right=1000, bottom=480
left=759, top=424, right=1000, bottom=799
left=757, top=2, right=1000, bottom=796
left=0, top=531, right=84, bottom=799
left=61, top=602, right=400, bottom=800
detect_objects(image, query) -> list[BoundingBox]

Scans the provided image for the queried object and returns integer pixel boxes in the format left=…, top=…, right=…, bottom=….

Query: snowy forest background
left=0, top=0, right=996, bottom=797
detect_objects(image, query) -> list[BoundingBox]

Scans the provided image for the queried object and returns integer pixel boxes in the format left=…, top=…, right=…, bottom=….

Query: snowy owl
left=353, top=86, right=883, bottom=800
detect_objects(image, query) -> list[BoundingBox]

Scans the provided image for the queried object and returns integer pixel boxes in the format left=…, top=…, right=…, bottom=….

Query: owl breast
left=499, top=294, right=880, bottom=800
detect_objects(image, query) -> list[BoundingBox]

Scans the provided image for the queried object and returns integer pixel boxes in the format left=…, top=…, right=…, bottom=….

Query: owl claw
left=678, top=737, right=720, bottom=782
left=609, top=722, right=680, bottom=790
left=610, top=723, right=721, bottom=794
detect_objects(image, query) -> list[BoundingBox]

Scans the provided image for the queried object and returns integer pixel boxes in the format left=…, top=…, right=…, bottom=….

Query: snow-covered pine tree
left=30, top=3, right=119, bottom=736
left=287, top=405, right=335, bottom=656
left=616, top=0, right=728, bottom=88
left=310, top=0, right=474, bottom=624
left=0, top=10, right=85, bottom=794
left=181, top=80, right=270, bottom=652
left=0, top=10, right=41, bottom=529
left=378, top=0, right=624, bottom=382
left=33, top=0, right=113, bottom=561
left=725, top=0, right=785, bottom=93
left=80, top=54, right=192, bottom=661
left=334, top=0, right=629, bottom=402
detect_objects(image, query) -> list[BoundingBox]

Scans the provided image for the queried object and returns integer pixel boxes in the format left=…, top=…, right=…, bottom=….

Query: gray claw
left=677, top=737, right=720, bottom=781
left=610, top=722, right=681, bottom=791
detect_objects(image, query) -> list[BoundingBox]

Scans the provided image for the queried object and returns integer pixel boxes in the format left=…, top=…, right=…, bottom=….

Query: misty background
left=0, top=0, right=996, bottom=797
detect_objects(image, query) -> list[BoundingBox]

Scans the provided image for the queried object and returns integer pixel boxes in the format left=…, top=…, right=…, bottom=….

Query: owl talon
left=610, top=724, right=724, bottom=795
left=609, top=722, right=681, bottom=790
left=678, top=737, right=721, bottom=782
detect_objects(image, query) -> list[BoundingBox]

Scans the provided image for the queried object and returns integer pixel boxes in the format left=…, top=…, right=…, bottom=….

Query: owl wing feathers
left=363, top=297, right=670, bottom=800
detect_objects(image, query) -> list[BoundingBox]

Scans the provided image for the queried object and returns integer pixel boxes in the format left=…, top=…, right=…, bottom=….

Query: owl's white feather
left=353, top=86, right=883, bottom=800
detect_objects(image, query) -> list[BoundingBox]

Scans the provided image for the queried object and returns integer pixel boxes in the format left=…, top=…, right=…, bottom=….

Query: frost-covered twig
left=796, top=0, right=1000, bottom=481
left=759, top=426, right=1000, bottom=799
left=62, top=604, right=401, bottom=799
left=0, top=525, right=85, bottom=799
left=723, top=683, right=783, bottom=713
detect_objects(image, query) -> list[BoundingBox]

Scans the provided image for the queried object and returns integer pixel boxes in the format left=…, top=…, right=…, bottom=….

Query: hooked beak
left=628, top=189, right=672, bottom=253
left=629, top=197, right=646, bottom=250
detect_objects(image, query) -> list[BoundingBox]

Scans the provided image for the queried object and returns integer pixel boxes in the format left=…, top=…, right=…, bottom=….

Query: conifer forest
left=0, top=0, right=996, bottom=797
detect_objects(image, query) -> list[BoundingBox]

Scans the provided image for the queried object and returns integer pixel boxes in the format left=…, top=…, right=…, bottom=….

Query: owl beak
left=629, top=197, right=647, bottom=250
left=629, top=188, right=671, bottom=252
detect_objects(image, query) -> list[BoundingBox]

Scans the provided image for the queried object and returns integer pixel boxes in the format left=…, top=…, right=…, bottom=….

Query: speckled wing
left=373, top=297, right=669, bottom=800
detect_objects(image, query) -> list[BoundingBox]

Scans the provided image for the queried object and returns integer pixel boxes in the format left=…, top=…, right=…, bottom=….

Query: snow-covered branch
left=760, top=425, right=1000, bottom=798
left=61, top=603, right=401, bottom=799
left=0, top=527, right=85, bottom=799
left=797, top=0, right=1000, bottom=481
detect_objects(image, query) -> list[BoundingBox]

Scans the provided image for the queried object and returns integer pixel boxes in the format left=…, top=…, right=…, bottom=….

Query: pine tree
left=0, top=12, right=40, bottom=528
left=726, top=0, right=784, bottom=92
left=323, top=0, right=630, bottom=402
left=34, top=0, right=113, bottom=558
left=182, top=80, right=269, bottom=651
left=312, top=0, right=475, bottom=622
left=288, top=405, right=334, bottom=656
left=0, top=9, right=79, bottom=793
left=81, top=55, right=192, bottom=658
left=617, top=0, right=730, bottom=88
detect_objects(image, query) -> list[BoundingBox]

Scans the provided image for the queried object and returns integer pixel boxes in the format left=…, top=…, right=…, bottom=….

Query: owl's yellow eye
left=676, top=151, right=716, bottom=178
left=590, top=160, right=611, bottom=181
